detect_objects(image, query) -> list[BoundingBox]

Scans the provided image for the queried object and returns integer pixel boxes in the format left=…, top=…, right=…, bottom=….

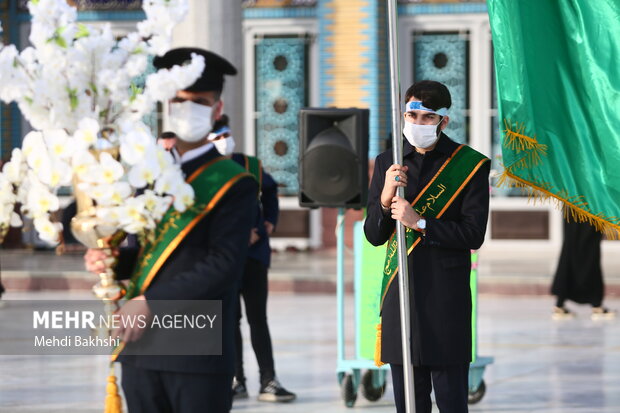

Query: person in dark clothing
left=207, top=115, right=296, bottom=403
left=84, top=48, right=257, bottom=413
left=364, top=80, right=490, bottom=413
left=551, top=218, right=616, bottom=320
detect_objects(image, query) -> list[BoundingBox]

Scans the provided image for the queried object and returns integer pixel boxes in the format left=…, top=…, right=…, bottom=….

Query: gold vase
left=70, top=147, right=126, bottom=314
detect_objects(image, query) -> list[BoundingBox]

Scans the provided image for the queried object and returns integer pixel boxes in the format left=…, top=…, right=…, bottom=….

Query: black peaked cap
left=153, top=47, right=237, bottom=93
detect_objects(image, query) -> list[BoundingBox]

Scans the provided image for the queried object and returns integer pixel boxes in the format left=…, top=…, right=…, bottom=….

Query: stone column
left=172, top=0, right=245, bottom=148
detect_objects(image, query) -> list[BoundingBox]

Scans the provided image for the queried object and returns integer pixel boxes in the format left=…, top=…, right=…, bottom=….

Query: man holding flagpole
left=365, top=80, right=490, bottom=413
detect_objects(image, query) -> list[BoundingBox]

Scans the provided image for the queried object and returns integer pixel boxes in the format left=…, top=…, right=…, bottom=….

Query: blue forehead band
left=405, top=101, right=448, bottom=117
left=212, top=126, right=231, bottom=136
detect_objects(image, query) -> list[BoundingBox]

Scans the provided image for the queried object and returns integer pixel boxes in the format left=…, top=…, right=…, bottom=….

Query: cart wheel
left=341, top=373, right=357, bottom=407
left=468, top=379, right=486, bottom=404
left=361, top=370, right=387, bottom=402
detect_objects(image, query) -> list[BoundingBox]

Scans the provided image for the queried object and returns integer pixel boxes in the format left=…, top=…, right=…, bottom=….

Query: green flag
left=488, top=0, right=620, bottom=237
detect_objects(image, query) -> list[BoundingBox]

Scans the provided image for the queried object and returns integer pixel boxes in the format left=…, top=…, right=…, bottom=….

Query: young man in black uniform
left=207, top=115, right=296, bottom=402
left=84, top=48, right=257, bottom=413
left=364, top=80, right=490, bottom=413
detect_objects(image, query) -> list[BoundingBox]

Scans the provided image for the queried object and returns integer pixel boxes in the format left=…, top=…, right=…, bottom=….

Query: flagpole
left=386, top=0, right=416, bottom=412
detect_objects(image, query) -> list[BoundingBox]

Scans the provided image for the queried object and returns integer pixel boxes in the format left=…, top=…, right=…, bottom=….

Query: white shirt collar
left=171, top=142, right=214, bottom=165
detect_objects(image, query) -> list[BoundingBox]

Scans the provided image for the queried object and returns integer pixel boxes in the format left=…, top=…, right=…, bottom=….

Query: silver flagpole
left=386, top=0, right=416, bottom=412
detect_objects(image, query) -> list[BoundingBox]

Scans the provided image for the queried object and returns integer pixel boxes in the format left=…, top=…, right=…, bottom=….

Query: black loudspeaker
left=299, top=108, right=369, bottom=209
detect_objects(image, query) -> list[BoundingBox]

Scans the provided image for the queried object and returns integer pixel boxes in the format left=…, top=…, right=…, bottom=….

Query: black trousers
left=390, top=363, right=469, bottom=413
left=234, top=258, right=275, bottom=386
left=121, top=363, right=233, bottom=413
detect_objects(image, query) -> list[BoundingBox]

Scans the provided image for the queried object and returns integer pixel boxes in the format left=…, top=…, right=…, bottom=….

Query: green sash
left=243, top=155, right=262, bottom=194
left=379, top=145, right=489, bottom=309
left=125, top=158, right=251, bottom=299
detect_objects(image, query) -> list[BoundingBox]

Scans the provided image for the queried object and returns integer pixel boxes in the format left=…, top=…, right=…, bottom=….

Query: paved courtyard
left=0, top=291, right=618, bottom=412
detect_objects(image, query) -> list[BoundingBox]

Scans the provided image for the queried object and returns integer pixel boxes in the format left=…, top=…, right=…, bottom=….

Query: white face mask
left=403, top=119, right=442, bottom=149
left=168, top=101, right=213, bottom=143
left=212, top=136, right=236, bottom=156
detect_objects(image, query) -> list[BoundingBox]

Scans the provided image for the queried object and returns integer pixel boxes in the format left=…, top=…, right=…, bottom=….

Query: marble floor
left=0, top=292, right=618, bottom=412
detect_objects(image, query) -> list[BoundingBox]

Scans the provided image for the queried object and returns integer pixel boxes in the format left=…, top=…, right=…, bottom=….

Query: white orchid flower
left=2, top=148, right=27, bottom=184
left=73, top=118, right=100, bottom=149
left=40, top=158, right=73, bottom=188
left=22, top=131, right=46, bottom=158
left=118, top=197, right=148, bottom=234
left=120, top=125, right=153, bottom=165
left=123, top=197, right=147, bottom=221
left=141, top=190, right=160, bottom=212
left=128, top=153, right=162, bottom=188
left=172, top=183, right=195, bottom=212
left=43, top=129, right=73, bottom=159
left=134, top=193, right=158, bottom=230
left=144, top=215, right=157, bottom=232
left=84, top=184, right=109, bottom=205
left=26, top=148, right=52, bottom=177
left=97, top=152, right=124, bottom=184
left=17, top=172, right=36, bottom=206
left=0, top=173, right=12, bottom=193
left=71, top=150, right=97, bottom=178
left=109, top=182, right=132, bottom=205
left=88, top=182, right=132, bottom=207
left=138, top=190, right=171, bottom=222
left=96, top=206, right=121, bottom=226
left=80, top=158, right=105, bottom=184
left=26, top=184, right=60, bottom=218
left=155, top=146, right=176, bottom=170
left=0, top=174, right=16, bottom=209
left=0, top=193, right=16, bottom=208
left=33, top=216, right=61, bottom=245
left=152, top=195, right=172, bottom=221
left=154, top=168, right=181, bottom=195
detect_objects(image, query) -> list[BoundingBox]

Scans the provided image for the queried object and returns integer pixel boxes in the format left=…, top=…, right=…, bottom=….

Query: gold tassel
left=104, top=366, right=123, bottom=413
left=374, top=322, right=385, bottom=367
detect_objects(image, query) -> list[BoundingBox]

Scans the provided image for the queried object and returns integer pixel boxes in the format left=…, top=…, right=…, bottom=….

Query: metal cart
left=336, top=212, right=390, bottom=408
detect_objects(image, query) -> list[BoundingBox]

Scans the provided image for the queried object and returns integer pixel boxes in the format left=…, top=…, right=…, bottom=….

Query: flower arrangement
left=0, top=0, right=204, bottom=245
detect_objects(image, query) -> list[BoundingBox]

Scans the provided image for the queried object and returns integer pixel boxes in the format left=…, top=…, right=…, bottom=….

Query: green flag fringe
left=498, top=118, right=620, bottom=239
left=498, top=170, right=620, bottom=240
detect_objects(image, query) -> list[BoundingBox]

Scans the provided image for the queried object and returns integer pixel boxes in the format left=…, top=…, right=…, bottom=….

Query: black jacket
left=364, top=134, right=490, bottom=365
left=116, top=147, right=258, bottom=374
left=231, top=153, right=279, bottom=268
